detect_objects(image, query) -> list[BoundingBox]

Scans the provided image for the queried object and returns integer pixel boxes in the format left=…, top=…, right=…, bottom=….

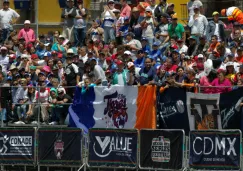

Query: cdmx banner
left=0, top=127, right=35, bottom=165
left=189, top=130, right=241, bottom=170
left=139, top=129, right=185, bottom=170
left=37, top=127, right=82, bottom=166
left=88, top=128, right=138, bottom=168
left=158, top=87, right=243, bottom=134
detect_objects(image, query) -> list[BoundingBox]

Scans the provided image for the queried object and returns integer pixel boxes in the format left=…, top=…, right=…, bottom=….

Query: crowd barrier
left=0, top=127, right=241, bottom=171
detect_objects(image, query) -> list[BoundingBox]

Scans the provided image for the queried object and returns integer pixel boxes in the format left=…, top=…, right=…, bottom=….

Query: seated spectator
left=112, top=60, right=128, bottom=85
left=211, top=69, right=232, bottom=93
left=200, top=69, right=217, bottom=94
left=175, top=66, right=187, bottom=83
left=127, top=62, right=140, bottom=85
left=138, top=58, right=156, bottom=85
left=154, top=65, right=169, bottom=86
left=225, top=62, right=236, bottom=83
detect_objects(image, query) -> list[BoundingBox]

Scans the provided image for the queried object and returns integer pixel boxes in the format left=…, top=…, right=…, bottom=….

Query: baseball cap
left=9, top=54, right=16, bottom=59
left=137, top=50, right=144, bottom=54
left=171, top=13, right=178, bottom=19
left=170, top=44, right=178, bottom=50
left=108, top=0, right=114, bottom=2
left=127, top=62, right=134, bottom=69
left=141, top=37, right=148, bottom=41
left=44, top=52, right=51, bottom=57
left=3, top=0, right=9, bottom=3
left=38, top=72, right=46, bottom=76
left=198, top=54, right=204, bottom=58
left=29, top=66, right=37, bottom=70
left=227, top=53, right=234, bottom=57
left=66, top=0, right=74, bottom=1
left=9, top=64, right=17, bottom=70
left=42, top=66, right=51, bottom=73
left=44, top=42, right=50, bottom=46
left=226, top=62, right=234, bottom=67
left=199, top=35, right=206, bottom=40
left=58, top=35, right=65, bottom=39
left=153, top=41, right=161, bottom=46
left=116, top=60, right=123, bottom=65
left=124, top=51, right=131, bottom=55
left=21, top=54, right=29, bottom=59
left=67, top=49, right=74, bottom=54
left=24, top=20, right=31, bottom=24
left=31, top=54, right=38, bottom=60
left=0, top=46, right=7, bottom=51
left=124, top=16, right=130, bottom=21
left=113, top=9, right=120, bottom=13
left=7, top=76, right=12, bottom=81
left=132, top=7, right=139, bottom=12
left=193, top=5, right=200, bottom=9
left=172, top=49, right=179, bottom=54
left=145, top=7, right=152, bottom=12
left=212, top=11, right=219, bottom=16
left=177, top=38, right=183, bottom=43
left=189, top=35, right=197, bottom=40
left=106, top=57, right=112, bottom=62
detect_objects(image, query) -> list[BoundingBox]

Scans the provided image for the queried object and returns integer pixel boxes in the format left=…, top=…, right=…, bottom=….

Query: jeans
left=0, top=108, right=6, bottom=121
left=146, top=37, right=154, bottom=49
left=16, top=104, right=28, bottom=119
left=1, top=28, right=10, bottom=43
left=104, top=26, right=115, bottom=44
left=74, top=27, right=86, bottom=47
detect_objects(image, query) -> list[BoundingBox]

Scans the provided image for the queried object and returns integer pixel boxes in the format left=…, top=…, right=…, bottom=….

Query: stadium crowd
left=0, top=0, right=243, bottom=125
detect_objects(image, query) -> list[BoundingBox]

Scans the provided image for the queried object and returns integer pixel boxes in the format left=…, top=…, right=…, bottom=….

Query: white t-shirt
left=0, top=55, right=9, bottom=72
left=179, top=44, right=188, bottom=54
left=214, top=23, right=221, bottom=41
left=37, top=60, right=47, bottom=66
left=79, top=54, right=88, bottom=63
left=0, top=8, right=20, bottom=29
left=104, top=9, right=116, bottom=27
left=142, top=18, right=154, bottom=38
left=94, top=65, right=106, bottom=82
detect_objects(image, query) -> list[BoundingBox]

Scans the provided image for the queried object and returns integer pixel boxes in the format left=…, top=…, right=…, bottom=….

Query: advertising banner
left=189, top=130, right=241, bottom=170
left=38, top=127, right=82, bottom=166
left=139, top=129, right=184, bottom=170
left=88, top=128, right=138, bottom=168
left=0, top=127, right=35, bottom=165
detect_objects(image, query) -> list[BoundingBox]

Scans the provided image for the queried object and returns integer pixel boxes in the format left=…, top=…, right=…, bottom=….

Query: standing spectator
left=120, top=0, right=131, bottom=18
left=61, top=0, right=77, bottom=43
left=155, top=13, right=170, bottom=47
left=206, top=11, right=226, bottom=42
left=74, top=0, right=88, bottom=47
left=188, top=5, right=208, bottom=37
left=130, top=7, right=143, bottom=41
left=141, top=8, right=157, bottom=48
left=87, top=21, right=104, bottom=42
left=102, top=0, right=116, bottom=44
left=0, top=46, right=9, bottom=73
left=154, top=0, right=168, bottom=21
left=196, top=35, right=209, bottom=55
left=187, top=0, right=203, bottom=17
left=0, top=0, right=20, bottom=42
left=168, top=14, right=185, bottom=41
left=90, top=58, right=107, bottom=85
left=17, top=20, right=35, bottom=45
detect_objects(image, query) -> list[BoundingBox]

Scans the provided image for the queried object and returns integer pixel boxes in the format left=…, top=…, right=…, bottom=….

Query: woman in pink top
left=211, top=69, right=232, bottom=94
left=17, top=20, right=36, bottom=44
left=200, top=70, right=217, bottom=94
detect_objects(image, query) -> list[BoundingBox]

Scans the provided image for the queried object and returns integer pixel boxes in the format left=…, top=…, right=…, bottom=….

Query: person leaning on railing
left=211, top=69, right=232, bottom=94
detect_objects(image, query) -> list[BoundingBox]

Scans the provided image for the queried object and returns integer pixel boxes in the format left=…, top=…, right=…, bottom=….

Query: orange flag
left=135, top=86, right=157, bottom=129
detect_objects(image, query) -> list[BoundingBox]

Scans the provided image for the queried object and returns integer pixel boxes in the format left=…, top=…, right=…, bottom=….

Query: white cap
left=24, top=20, right=31, bottom=24
left=59, top=35, right=65, bottom=38
left=108, top=0, right=114, bottom=2
left=226, top=62, right=234, bottom=67
left=124, top=50, right=131, bottom=55
left=127, top=62, right=134, bottom=69
left=0, top=46, right=7, bottom=51
left=198, top=54, right=204, bottom=58
left=145, top=7, right=152, bottom=12
left=44, top=43, right=50, bottom=46
left=67, top=49, right=74, bottom=54
left=21, top=54, right=29, bottom=59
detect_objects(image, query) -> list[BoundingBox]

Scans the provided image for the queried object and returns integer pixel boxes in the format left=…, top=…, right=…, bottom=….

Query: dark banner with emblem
left=88, top=128, right=138, bottom=168
left=0, top=127, right=35, bottom=165
left=139, top=129, right=184, bottom=170
left=37, top=127, right=82, bottom=166
left=189, top=130, right=241, bottom=170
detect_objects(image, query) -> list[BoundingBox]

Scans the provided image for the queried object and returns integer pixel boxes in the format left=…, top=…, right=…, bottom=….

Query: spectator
left=206, top=11, right=226, bottom=42
left=155, top=13, right=169, bottom=47
left=175, top=66, right=187, bottom=83
left=211, top=69, right=232, bottom=93
left=87, top=21, right=104, bottom=42
left=187, top=0, right=203, bottom=17
left=120, top=0, right=131, bottom=18
left=225, top=62, right=236, bottom=83
left=89, top=58, right=106, bottom=85
left=154, top=65, right=169, bottom=86
left=0, top=46, right=9, bottom=72
left=127, top=61, right=140, bottom=85
left=17, top=20, right=35, bottom=45
left=154, top=0, right=168, bottom=20
left=139, top=57, right=156, bottom=85
left=200, top=69, right=217, bottom=94
left=102, top=0, right=116, bottom=44
left=168, top=14, right=185, bottom=41
left=0, top=0, right=20, bottom=43
left=61, top=0, right=77, bottom=43
left=188, top=5, right=208, bottom=38
left=187, top=36, right=198, bottom=57
left=112, top=60, right=128, bottom=85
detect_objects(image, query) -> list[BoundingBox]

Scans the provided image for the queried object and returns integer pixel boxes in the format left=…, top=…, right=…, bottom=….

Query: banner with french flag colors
left=69, top=85, right=157, bottom=133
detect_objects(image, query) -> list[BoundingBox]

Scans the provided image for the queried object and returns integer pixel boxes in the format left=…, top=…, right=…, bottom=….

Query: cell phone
left=102, top=80, right=108, bottom=86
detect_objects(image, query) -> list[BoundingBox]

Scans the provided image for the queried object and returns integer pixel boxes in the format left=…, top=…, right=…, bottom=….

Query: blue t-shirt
left=139, top=66, right=156, bottom=85
left=134, top=57, right=145, bottom=68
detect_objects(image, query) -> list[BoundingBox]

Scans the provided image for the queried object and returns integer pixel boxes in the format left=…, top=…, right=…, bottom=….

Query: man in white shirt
left=0, top=46, right=9, bottom=73
left=188, top=5, right=208, bottom=37
left=90, top=58, right=106, bottom=85
left=78, top=47, right=88, bottom=63
left=0, top=0, right=20, bottom=42
left=187, top=0, right=203, bottom=17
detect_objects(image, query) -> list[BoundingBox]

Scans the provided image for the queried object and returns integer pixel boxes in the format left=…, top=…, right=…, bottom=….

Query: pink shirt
left=200, top=76, right=213, bottom=94
left=120, top=4, right=131, bottom=18
left=18, top=28, right=36, bottom=44
left=211, top=78, right=232, bottom=94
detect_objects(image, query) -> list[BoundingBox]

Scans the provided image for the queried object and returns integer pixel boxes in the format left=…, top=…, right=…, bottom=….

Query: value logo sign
left=88, top=129, right=138, bottom=168
left=189, top=130, right=241, bottom=170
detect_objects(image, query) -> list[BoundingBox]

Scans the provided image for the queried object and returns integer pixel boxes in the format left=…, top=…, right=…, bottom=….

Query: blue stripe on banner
left=68, top=86, right=96, bottom=134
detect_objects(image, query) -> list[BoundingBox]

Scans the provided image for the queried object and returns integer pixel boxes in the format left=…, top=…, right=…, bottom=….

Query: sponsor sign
left=88, top=128, right=138, bottom=168
left=0, top=127, right=35, bottom=165
left=38, top=127, right=82, bottom=166
left=139, top=129, right=184, bottom=170
left=189, top=130, right=241, bottom=170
